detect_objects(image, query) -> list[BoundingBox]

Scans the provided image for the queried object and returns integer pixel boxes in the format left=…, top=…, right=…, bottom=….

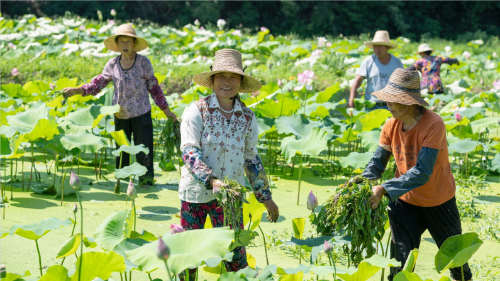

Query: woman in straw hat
left=63, top=23, right=177, bottom=187
left=408, top=43, right=460, bottom=94
left=359, top=69, right=471, bottom=281
left=349, top=30, right=404, bottom=110
left=178, top=49, right=279, bottom=278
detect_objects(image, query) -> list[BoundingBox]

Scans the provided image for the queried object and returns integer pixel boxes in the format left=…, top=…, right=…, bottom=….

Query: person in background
left=408, top=43, right=460, bottom=94
left=349, top=30, right=404, bottom=110
left=63, top=23, right=177, bottom=187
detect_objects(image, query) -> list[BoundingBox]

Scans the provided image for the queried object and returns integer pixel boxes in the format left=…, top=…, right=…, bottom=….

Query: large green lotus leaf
left=92, top=105, right=120, bottom=127
left=304, top=102, right=339, bottom=119
left=334, top=255, right=400, bottom=281
left=112, top=144, right=149, bottom=157
left=339, top=152, right=374, bottom=170
left=256, top=116, right=275, bottom=138
left=22, top=81, right=51, bottom=94
left=126, top=227, right=235, bottom=274
left=10, top=217, right=72, bottom=240
left=60, top=133, right=106, bottom=153
left=336, top=108, right=365, bottom=124
left=243, top=193, right=266, bottom=231
left=115, top=162, right=148, bottom=179
left=39, top=265, right=70, bottom=281
left=94, top=210, right=134, bottom=251
left=393, top=271, right=431, bottom=281
left=218, top=272, right=258, bottom=281
left=231, top=230, right=259, bottom=250
left=255, top=98, right=300, bottom=118
left=458, top=107, right=484, bottom=121
left=1, top=270, right=31, bottom=281
left=1, top=107, right=25, bottom=126
left=0, top=134, right=25, bottom=159
left=1, top=83, right=30, bottom=98
left=112, top=238, right=151, bottom=272
left=333, top=128, right=360, bottom=144
left=275, top=115, right=323, bottom=139
left=435, top=232, right=483, bottom=273
left=470, top=117, right=500, bottom=135
left=316, top=83, right=342, bottom=103
left=444, top=117, right=470, bottom=131
left=54, top=78, right=78, bottom=91
left=439, top=98, right=463, bottom=114
left=445, top=80, right=469, bottom=95
left=359, top=131, right=381, bottom=152
left=71, top=251, right=126, bottom=281
left=111, top=130, right=131, bottom=146
left=0, top=104, right=49, bottom=138
left=58, top=105, right=118, bottom=132
left=448, top=139, right=480, bottom=154
left=281, top=127, right=328, bottom=163
left=292, top=218, right=306, bottom=239
left=310, top=265, right=355, bottom=278
left=24, top=116, right=60, bottom=141
left=56, top=234, right=81, bottom=259
left=0, top=136, right=12, bottom=158
left=354, top=109, right=392, bottom=132
left=489, top=154, right=500, bottom=173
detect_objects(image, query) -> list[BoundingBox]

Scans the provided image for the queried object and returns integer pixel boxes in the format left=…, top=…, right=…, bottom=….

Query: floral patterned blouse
left=412, top=56, right=458, bottom=94
left=81, top=54, right=168, bottom=119
left=179, top=93, right=272, bottom=204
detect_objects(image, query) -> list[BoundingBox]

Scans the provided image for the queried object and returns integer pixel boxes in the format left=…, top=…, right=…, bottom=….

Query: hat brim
left=193, top=70, right=262, bottom=94
left=417, top=48, right=433, bottom=54
left=364, top=41, right=398, bottom=49
left=372, top=86, right=429, bottom=107
left=104, top=34, right=149, bottom=52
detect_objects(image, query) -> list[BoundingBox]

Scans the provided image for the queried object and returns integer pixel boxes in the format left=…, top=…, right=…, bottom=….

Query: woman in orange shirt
left=361, top=69, right=471, bottom=281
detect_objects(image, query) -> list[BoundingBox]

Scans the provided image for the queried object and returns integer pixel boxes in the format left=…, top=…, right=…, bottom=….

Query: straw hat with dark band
left=193, top=49, right=262, bottom=93
left=104, top=23, right=148, bottom=52
left=372, top=68, right=429, bottom=107
left=364, top=30, right=398, bottom=49
left=417, top=43, right=433, bottom=54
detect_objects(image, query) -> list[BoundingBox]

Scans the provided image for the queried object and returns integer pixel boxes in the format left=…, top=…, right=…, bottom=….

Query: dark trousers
left=114, top=111, right=154, bottom=185
left=388, top=197, right=472, bottom=280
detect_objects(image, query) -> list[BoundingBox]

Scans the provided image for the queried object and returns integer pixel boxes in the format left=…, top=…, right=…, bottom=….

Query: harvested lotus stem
left=215, top=179, right=247, bottom=232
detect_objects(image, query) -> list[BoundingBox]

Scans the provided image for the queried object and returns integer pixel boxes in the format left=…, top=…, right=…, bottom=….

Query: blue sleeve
left=361, top=146, right=392, bottom=180
left=381, top=147, right=439, bottom=202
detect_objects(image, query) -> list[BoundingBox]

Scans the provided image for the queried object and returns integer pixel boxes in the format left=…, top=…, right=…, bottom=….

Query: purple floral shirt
left=82, top=55, right=168, bottom=119
left=179, top=93, right=272, bottom=203
left=413, top=56, right=458, bottom=93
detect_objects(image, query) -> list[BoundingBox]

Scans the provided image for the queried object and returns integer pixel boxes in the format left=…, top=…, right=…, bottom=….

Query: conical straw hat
left=192, top=49, right=262, bottom=93
left=417, top=43, right=433, bottom=53
left=364, top=30, right=398, bottom=49
left=104, top=23, right=148, bottom=52
left=372, top=68, right=428, bottom=106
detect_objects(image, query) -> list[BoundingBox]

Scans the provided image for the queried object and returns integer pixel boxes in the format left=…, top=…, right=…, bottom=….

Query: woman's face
left=117, top=36, right=135, bottom=55
left=387, top=102, right=412, bottom=120
left=213, top=72, right=242, bottom=99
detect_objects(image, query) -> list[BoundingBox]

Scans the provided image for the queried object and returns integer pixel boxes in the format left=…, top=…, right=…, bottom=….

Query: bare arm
left=348, top=75, right=365, bottom=108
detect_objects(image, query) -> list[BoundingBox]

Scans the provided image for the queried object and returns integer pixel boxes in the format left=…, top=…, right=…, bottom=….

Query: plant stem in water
left=35, top=240, right=43, bottom=276
left=258, top=225, right=269, bottom=265
left=76, top=190, right=84, bottom=281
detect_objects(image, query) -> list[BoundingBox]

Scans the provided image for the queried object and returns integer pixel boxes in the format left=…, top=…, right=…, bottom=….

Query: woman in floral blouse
left=179, top=49, right=279, bottom=278
left=63, top=24, right=177, bottom=187
left=408, top=43, right=460, bottom=94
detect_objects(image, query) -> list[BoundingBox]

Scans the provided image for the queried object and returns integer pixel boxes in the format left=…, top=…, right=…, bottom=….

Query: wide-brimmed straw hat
left=372, top=68, right=429, bottom=106
left=104, top=23, right=148, bottom=52
left=364, top=30, right=398, bottom=49
left=192, top=49, right=262, bottom=93
left=417, top=43, right=433, bottom=54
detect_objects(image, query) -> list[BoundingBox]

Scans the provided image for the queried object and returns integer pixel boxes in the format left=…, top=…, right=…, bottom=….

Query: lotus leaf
left=435, top=232, right=483, bottom=273
left=112, top=144, right=149, bottom=157
left=278, top=272, right=303, bottom=281
left=71, top=251, right=126, bottom=281
left=54, top=77, right=78, bottom=91
left=339, top=152, right=374, bottom=170
left=39, top=265, right=69, bottom=281
left=10, top=217, right=72, bottom=240
left=94, top=209, right=134, bottom=251
left=446, top=80, right=469, bottom=95
left=275, top=115, right=323, bottom=139
left=0, top=270, right=31, bottom=281
left=58, top=105, right=119, bottom=133
left=316, top=83, right=342, bottom=103
left=111, top=130, right=131, bottom=146
left=0, top=104, right=49, bottom=138
left=354, top=109, right=392, bottom=132
left=126, top=227, right=234, bottom=274
left=0, top=134, right=25, bottom=159
left=335, top=255, right=400, bottom=281
left=255, top=98, right=300, bottom=118
left=359, top=131, right=381, bottom=152
left=448, top=139, right=480, bottom=154
left=256, top=116, right=275, bottom=138
left=243, top=193, right=266, bottom=231
left=292, top=218, right=306, bottom=239
left=56, top=234, right=81, bottom=259
left=334, top=128, right=360, bottom=144
left=22, top=81, right=51, bottom=94
left=281, top=127, right=328, bottom=163
left=115, top=162, right=148, bottom=179
left=490, top=154, right=500, bottom=173
left=218, top=272, right=258, bottom=281
left=60, top=133, right=106, bottom=154
left=1, top=83, right=29, bottom=98
left=112, top=238, right=150, bottom=272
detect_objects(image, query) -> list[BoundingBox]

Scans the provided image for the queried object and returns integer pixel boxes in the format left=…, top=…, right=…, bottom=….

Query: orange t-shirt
left=380, top=109, right=456, bottom=207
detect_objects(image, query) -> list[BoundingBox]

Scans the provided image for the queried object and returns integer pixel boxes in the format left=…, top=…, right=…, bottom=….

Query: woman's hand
left=210, top=179, right=227, bottom=195
left=163, top=108, right=178, bottom=121
left=369, top=185, right=387, bottom=209
left=62, top=87, right=83, bottom=97
left=263, top=199, right=279, bottom=223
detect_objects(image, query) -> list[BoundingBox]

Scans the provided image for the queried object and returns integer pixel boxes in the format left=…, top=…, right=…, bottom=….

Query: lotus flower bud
left=49, top=83, right=56, bottom=90
left=72, top=203, right=78, bottom=213
left=127, top=180, right=137, bottom=200
left=348, top=107, right=354, bottom=117
left=217, top=19, right=226, bottom=30
left=278, top=78, right=284, bottom=88
left=326, top=42, right=332, bottom=48
left=156, top=237, right=170, bottom=260
left=110, top=9, right=116, bottom=16
left=324, top=240, right=334, bottom=254
left=260, top=27, right=268, bottom=32
left=455, top=113, right=462, bottom=122
left=108, top=19, right=115, bottom=26
left=11, top=68, right=19, bottom=76
left=493, top=79, right=500, bottom=90
left=194, top=19, right=200, bottom=27
left=306, top=191, right=318, bottom=210
left=70, top=171, right=81, bottom=189
left=169, top=224, right=185, bottom=234
left=97, top=10, right=103, bottom=21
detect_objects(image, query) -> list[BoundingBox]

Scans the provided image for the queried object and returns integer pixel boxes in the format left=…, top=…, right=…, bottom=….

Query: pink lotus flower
left=251, top=91, right=260, bottom=98
left=297, top=70, right=314, bottom=85
left=11, top=68, right=19, bottom=76
left=200, top=26, right=205, bottom=30
left=156, top=237, right=170, bottom=260
left=463, top=51, right=471, bottom=60
left=326, top=42, right=332, bottom=48
left=260, top=27, right=268, bottom=32
left=69, top=170, right=80, bottom=189
left=127, top=179, right=137, bottom=200
left=232, top=29, right=242, bottom=36
left=493, top=79, right=500, bottom=90
left=311, top=49, right=323, bottom=58
left=108, top=19, right=115, bottom=26
left=455, top=113, right=463, bottom=122
left=324, top=240, right=333, bottom=253
left=169, top=224, right=185, bottom=234
left=49, top=83, right=56, bottom=90
left=8, top=42, right=15, bottom=49
left=307, top=191, right=318, bottom=210
left=79, top=25, right=85, bottom=31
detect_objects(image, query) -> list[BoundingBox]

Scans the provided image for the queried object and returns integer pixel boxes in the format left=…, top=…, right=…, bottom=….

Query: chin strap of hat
left=210, top=65, right=213, bottom=71
left=243, top=66, right=247, bottom=72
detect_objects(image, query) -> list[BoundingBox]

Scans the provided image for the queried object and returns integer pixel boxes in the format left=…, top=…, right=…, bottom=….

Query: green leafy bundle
left=314, top=179, right=388, bottom=265
left=158, top=118, right=181, bottom=171
left=215, top=179, right=248, bottom=231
